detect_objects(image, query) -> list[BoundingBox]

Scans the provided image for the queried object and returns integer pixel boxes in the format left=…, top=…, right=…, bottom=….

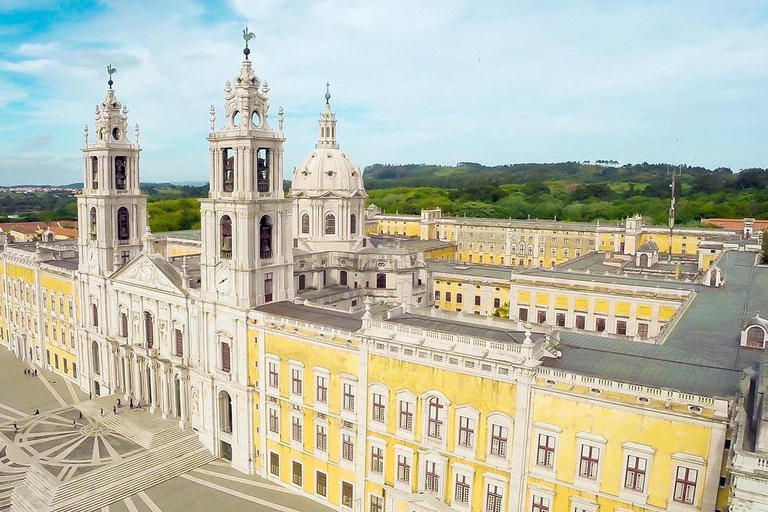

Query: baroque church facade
left=2, top=38, right=768, bottom=512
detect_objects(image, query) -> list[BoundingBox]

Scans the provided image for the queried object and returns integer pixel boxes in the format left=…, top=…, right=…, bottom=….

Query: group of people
left=23, top=367, right=37, bottom=376
left=72, top=397, right=141, bottom=429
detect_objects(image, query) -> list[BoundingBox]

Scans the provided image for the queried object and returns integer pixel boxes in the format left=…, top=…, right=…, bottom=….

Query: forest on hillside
left=364, top=162, right=768, bottom=226
left=4, top=162, right=768, bottom=232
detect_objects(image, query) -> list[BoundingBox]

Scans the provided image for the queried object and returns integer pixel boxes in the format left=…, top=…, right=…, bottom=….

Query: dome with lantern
left=289, top=85, right=367, bottom=199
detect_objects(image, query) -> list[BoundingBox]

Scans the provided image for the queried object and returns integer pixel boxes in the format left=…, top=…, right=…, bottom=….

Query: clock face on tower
left=214, top=262, right=233, bottom=296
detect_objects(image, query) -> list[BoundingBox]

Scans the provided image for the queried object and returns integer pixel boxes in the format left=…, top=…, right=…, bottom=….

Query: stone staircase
left=0, top=446, right=27, bottom=512
left=8, top=399, right=215, bottom=512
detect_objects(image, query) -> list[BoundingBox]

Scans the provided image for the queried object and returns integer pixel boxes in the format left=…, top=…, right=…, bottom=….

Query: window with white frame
left=454, top=474, right=471, bottom=504
left=531, top=495, right=550, bottom=512
left=314, top=369, right=328, bottom=405
left=395, top=448, right=412, bottom=489
left=399, top=398, right=414, bottom=430
left=487, top=413, right=512, bottom=461
left=486, top=483, right=504, bottom=512
left=619, top=442, right=654, bottom=503
left=290, top=366, right=303, bottom=397
left=455, top=405, right=479, bottom=455
left=673, top=465, right=700, bottom=505
left=370, top=445, right=384, bottom=474
left=370, top=495, right=383, bottom=512
left=425, top=395, right=446, bottom=440
left=574, top=432, right=606, bottom=492
left=342, top=432, right=354, bottom=461
left=342, top=382, right=356, bottom=412
left=537, top=433, right=556, bottom=468
left=291, top=414, right=303, bottom=443
left=425, top=460, right=440, bottom=494
left=315, top=422, right=328, bottom=452
left=268, top=405, right=279, bottom=434
left=458, top=416, right=475, bottom=448
left=267, top=359, right=279, bottom=389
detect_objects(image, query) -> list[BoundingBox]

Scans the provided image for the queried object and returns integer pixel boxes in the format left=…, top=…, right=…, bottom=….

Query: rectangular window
left=427, top=399, right=443, bottom=439
left=474, top=296, right=481, bottom=306
left=595, top=318, right=606, bottom=332
left=220, top=342, right=231, bottom=373
left=425, top=461, right=439, bottom=493
left=291, top=416, right=302, bottom=442
left=342, top=433, right=354, bottom=461
left=532, top=495, right=549, bottom=512
left=316, top=424, right=327, bottom=452
left=343, top=383, right=355, bottom=411
left=579, top=445, right=600, bottom=479
left=616, top=320, right=627, bottom=335
left=575, top=315, right=585, bottom=329
left=456, top=293, right=463, bottom=304
left=491, top=424, right=508, bottom=457
left=268, top=362, right=279, bottom=389
left=519, top=308, right=528, bottom=321
left=673, top=467, right=698, bottom=504
left=555, top=313, right=565, bottom=326
left=486, top=484, right=503, bottom=512
left=455, top=474, right=470, bottom=503
left=537, top=310, right=547, bottom=324
left=292, top=461, right=302, bottom=486
left=342, top=482, right=353, bottom=508
left=372, top=393, right=386, bottom=423
left=370, top=495, right=383, bottom=512
left=371, top=446, right=384, bottom=474
left=316, top=375, right=328, bottom=403
left=291, top=368, right=303, bottom=396
left=270, top=452, right=279, bottom=476
left=536, top=433, right=555, bottom=467
left=458, top=416, right=475, bottom=448
left=264, top=273, right=273, bottom=302
left=268, top=408, right=279, bottom=433
left=174, top=329, right=183, bottom=357
left=120, top=312, right=128, bottom=338
left=397, top=455, right=410, bottom=483
left=316, top=471, right=327, bottom=497
left=637, top=323, right=649, bottom=339
left=624, top=455, right=647, bottom=492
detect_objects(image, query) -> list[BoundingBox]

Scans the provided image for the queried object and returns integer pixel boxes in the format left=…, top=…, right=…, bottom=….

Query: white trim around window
left=419, top=451, right=447, bottom=500
left=312, top=366, right=329, bottom=413
left=340, top=374, right=358, bottom=421
left=394, top=445, right=414, bottom=493
left=573, top=432, right=607, bottom=494
left=265, top=354, right=280, bottom=393
left=618, top=442, right=655, bottom=505
left=570, top=495, right=598, bottom=512
left=395, top=390, right=417, bottom=441
left=367, top=436, right=386, bottom=485
left=531, top=422, right=561, bottom=479
left=288, top=360, right=304, bottom=404
left=314, top=416, right=329, bottom=460
left=668, top=453, right=706, bottom=511
left=483, top=472, right=508, bottom=512
left=454, top=405, right=479, bottom=459
left=369, top=382, right=389, bottom=433
left=486, top=412, right=513, bottom=467
left=450, top=462, right=475, bottom=511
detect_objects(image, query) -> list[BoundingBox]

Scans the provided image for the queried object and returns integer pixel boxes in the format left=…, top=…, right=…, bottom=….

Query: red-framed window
left=458, top=416, right=474, bottom=448
left=427, top=397, right=443, bottom=439
left=537, top=433, right=555, bottom=467
left=454, top=474, right=470, bottom=503
left=673, top=467, right=698, bottom=504
left=316, top=375, right=328, bottom=403
left=399, top=400, right=413, bottom=430
left=343, top=383, right=355, bottom=411
left=372, top=393, right=386, bottom=423
left=532, top=495, right=549, bottom=512
left=486, top=484, right=503, bottom=512
left=268, top=362, right=279, bottom=388
left=291, top=368, right=303, bottom=396
left=624, top=455, right=647, bottom=492
left=490, top=424, right=508, bottom=457
left=397, top=455, right=410, bottom=482
left=579, top=445, right=600, bottom=479
left=370, top=446, right=384, bottom=474
left=425, top=461, right=439, bottom=493
left=220, top=342, right=231, bottom=373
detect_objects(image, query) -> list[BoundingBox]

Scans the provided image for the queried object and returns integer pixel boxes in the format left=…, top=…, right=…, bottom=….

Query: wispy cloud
left=1, top=0, right=768, bottom=185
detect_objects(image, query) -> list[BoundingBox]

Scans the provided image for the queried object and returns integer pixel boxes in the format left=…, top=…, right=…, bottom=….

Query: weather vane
left=242, top=24, right=255, bottom=60
left=107, top=64, right=117, bottom=89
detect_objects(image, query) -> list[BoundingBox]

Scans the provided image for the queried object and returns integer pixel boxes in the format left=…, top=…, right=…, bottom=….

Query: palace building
left=1, top=36, right=768, bottom=512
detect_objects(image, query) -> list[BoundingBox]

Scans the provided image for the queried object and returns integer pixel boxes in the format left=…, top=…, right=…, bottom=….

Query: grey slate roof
left=256, top=301, right=363, bottom=332
left=427, top=260, right=512, bottom=281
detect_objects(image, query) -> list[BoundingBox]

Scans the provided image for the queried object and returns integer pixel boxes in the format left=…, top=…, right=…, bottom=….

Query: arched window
left=219, top=390, right=233, bottom=433
left=91, top=157, right=99, bottom=190
left=220, top=215, right=232, bottom=259
left=746, top=326, right=765, bottom=348
left=260, top=215, right=273, bottom=259
left=92, top=303, right=99, bottom=327
left=144, top=312, right=154, bottom=349
left=445, top=292, right=452, bottom=302
left=325, top=214, right=336, bottom=235
left=115, top=156, right=127, bottom=190
left=117, top=207, right=130, bottom=241
left=427, top=396, right=444, bottom=439
left=301, top=213, right=310, bottom=234
left=222, top=148, right=234, bottom=192
left=256, top=148, right=270, bottom=192
left=90, top=208, right=97, bottom=240
left=350, top=213, right=357, bottom=234
left=91, top=341, right=100, bottom=375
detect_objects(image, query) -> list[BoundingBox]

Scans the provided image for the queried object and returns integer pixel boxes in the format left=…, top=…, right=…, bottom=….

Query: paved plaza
left=0, top=347, right=331, bottom=512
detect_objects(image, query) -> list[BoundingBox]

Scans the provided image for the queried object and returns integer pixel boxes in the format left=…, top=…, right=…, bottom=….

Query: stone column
left=160, top=366, right=170, bottom=419
left=149, top=362, right=158, bottom=413
left=179, top=375, right=189, bottom=429
left=123, top=353, right=132, bottom=401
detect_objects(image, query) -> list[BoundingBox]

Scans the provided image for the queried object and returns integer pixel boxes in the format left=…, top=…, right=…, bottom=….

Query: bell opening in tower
left=91, top=157, right=99, bottom=190
left=115, top=156, right=127, bottom=190
left=220, top=216, right=232, bottom=259
left=117, top=207, right=130, bottom=243
left=223, top=148, right=235, bottom=193
left=259, top=215, right=273, bottom=259
left=89, top=207, right=97, bottom=240
left=256, top=148, right=270, bottom=193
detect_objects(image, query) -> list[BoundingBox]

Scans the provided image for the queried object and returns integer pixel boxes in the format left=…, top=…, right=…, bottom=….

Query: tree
left=493, top=302, right=510, bottom=318
left=763, top=229, right=768, bottom=265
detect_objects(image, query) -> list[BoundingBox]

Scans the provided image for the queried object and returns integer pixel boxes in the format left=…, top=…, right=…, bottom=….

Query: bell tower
left=199, top=35, right=294, bottom=308
left=77, top=66, right=147, bottom=276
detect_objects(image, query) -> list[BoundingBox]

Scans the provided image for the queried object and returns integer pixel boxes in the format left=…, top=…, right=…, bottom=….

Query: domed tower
left=289, top=84, right=367, bottom=252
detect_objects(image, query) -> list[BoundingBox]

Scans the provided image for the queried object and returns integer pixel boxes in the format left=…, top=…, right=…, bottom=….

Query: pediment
left=110, top=253, right=185, bottom=296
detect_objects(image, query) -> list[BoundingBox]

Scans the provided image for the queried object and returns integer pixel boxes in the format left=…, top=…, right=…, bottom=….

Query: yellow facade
left=433, top=278, right=510, bottom=316
left=41, top=270, right=79, bottom=380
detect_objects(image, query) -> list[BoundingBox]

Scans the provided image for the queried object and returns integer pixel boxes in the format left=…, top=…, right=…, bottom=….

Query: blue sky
left=1, top=0, right=768, bottom=186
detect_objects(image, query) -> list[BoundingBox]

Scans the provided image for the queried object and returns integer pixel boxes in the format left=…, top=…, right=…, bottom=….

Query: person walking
left=78, top=411, right=83, bottom=420
left=112, top=406, right=117, bottom=415
left=13, top=422, right=18, bottom=433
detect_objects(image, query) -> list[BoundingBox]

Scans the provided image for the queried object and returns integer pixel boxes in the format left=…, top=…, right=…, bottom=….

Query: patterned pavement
left=0, top=346, right=332, bottom=512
